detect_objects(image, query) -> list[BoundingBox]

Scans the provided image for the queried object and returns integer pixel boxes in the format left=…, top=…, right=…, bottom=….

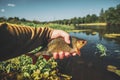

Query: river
left=57, top=25, right=120, bottom=80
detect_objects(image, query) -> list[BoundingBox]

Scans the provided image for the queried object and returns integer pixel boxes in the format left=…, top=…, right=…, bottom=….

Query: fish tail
left=26, top=51, right=52, bottom=64
left=39, top=51, right=52, bottom=60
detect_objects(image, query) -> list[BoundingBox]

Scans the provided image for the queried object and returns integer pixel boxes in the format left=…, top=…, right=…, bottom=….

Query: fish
left=26, top=36, right=87, bottom=64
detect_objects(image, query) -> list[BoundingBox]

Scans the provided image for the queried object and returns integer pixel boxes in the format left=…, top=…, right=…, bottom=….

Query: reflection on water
left=57, top=26, right=120, bottom=80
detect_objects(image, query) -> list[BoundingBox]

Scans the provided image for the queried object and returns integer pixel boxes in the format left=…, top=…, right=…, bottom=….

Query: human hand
left=51, top=30, right=77, bottom=59
left=51, top=30, right=70, bottom=44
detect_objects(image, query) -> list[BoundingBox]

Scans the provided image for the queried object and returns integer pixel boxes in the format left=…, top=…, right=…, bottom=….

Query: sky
left=0, top=0, right=120, bottom=21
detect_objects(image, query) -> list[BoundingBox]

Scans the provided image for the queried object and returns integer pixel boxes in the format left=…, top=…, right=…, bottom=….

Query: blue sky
left=0, top=0, right=120, bottom=21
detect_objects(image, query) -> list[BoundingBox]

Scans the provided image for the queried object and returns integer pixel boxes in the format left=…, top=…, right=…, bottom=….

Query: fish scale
left=26, top=36, right=87, bottom=64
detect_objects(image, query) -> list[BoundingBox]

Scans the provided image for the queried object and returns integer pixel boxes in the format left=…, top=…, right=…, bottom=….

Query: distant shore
left=78, top=23, right=107, bottom=26
left=104, top=33, right=120, bottom=38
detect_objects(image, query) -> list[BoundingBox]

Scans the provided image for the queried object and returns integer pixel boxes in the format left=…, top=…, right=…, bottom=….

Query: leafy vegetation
left=96, top=43, right=107, bottom=57
left=0, top=55, right=72, bottom=80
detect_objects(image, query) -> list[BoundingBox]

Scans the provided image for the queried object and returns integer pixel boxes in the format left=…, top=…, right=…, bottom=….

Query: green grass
left=19, top=22, right=75, bottom=32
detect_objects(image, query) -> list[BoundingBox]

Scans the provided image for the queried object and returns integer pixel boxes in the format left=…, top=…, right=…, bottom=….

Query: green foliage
left=105, top=5, right=120, bottom=25
left=50, top=4, right=120, bottom=25
left=20, top=22, right=74, bottom=32
left=48, top=23, right=74, bottom=32
left=0, top=55, right=72, bottom=80
left=99, top=8, right=106, bottom=22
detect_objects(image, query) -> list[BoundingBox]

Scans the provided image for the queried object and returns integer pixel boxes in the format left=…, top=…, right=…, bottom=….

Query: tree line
left=0, top=4, right=120, bottom=25
left=0, top=17, right=41, bottom=24
left=50, top=4, right=120, bottom=25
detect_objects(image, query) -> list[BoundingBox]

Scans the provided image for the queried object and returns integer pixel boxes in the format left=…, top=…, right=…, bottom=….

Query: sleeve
left=0, top=23, right=53, bottom=61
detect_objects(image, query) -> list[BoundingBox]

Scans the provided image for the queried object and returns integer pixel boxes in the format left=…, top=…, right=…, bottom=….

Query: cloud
left=1, top=9, right=5, bottom=12
left=7, top=3, right=16, bottom=7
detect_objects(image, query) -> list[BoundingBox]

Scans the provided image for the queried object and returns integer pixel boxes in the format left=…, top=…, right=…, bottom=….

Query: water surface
left=57, top=26, right=120, bottom=80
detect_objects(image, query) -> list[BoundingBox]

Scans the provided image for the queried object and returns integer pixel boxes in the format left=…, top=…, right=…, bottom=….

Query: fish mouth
left=76, top=40, right=87, bottom=56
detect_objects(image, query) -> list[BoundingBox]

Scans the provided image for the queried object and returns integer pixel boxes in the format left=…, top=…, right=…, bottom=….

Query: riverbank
left=79, top=23, right=107, bottom=26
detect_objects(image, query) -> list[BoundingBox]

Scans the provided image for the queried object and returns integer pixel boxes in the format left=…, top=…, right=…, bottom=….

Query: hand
left=51, top=30, right=77, bottom=59
left=53, top=51, right=77, bottom=59
left=51, top=30, right=70, bottom=44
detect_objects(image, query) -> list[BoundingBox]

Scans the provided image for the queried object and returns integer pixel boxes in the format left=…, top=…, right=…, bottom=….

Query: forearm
left=0, top=23, right=53, bottom=61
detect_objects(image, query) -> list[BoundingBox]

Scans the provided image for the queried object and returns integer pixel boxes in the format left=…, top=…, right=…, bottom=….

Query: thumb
left=64, top=35, right=70, bottom=44
left=59, top=30, right=70, bottom=44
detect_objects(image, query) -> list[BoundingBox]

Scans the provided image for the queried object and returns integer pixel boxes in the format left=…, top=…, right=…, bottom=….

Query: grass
left=46, top=23, right=75, bottom=32
left=19, top=22, right=75, bottom=32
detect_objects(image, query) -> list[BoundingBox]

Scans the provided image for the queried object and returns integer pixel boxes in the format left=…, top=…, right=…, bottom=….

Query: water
left=57, top=26, right=120, bottom=80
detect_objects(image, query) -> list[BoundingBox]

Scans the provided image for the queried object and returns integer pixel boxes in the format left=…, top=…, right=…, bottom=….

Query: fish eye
left=82, top=41, right=85, bottom=44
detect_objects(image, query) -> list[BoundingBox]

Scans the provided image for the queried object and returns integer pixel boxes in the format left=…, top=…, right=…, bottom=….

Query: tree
left=7, top=17, right=20, bottom=23
left=91, top=14, right=98, bottom=23
left=99, top=8, right=106, bottom=22
left=105, top=7, right=116, bottom=24
left=115, top=4, right=120, bottom=24
left=0, top=17, right=7, bottom=22
left=20, top=18, right=26, bottom=22
left=71, top=17, right=79, bottom=25
left=78, top=17, right=82, bottom=24
left=85, top=14, right=91, bottom=23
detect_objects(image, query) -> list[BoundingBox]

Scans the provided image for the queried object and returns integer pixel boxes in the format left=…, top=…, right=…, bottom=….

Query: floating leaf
left=96, top=43, right=107, bottom=57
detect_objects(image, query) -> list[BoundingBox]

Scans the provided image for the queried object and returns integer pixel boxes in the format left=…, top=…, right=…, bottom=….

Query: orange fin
left=77, top=50, right=81, bottom=56
left=42, top=55, right=51, bottom=60
left=25, top=54, right=38, bottom=65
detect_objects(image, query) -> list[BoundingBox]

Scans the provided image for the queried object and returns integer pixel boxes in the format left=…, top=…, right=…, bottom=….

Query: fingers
left=53, top=51, right=65, bottom=59
left=59, top=51, right=65, bottom=59
left=53, top=52, right=59, bottom=59
left=65, top=52, right=71, bottom=58
left=53, top=51, right=77, bottom=60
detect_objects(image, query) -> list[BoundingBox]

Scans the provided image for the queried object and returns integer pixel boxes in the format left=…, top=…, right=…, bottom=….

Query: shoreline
left=78, top=23, right=107, bottom=26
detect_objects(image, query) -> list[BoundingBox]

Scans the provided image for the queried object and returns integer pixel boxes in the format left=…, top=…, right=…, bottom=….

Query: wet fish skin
left=26, top=36, right=87, bottom=64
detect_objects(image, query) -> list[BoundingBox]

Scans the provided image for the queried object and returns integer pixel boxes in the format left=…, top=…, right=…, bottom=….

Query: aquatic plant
left=96, top=43, right=107, bottom=57
left=107, top=65, right=120, bottom=76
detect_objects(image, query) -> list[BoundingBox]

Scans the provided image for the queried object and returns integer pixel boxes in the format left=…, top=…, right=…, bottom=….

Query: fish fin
left=35, top=51, right=52, bottom=61
left=26, top=51, right=52, bottom=63
left=77, top=50, right=81, bottom=56
left=41, top=51, right=52, bottom=60
left=42, top=55, right=51, bottom=60
left=25, top=53, right=38, bottom=65
left=70, top=49, right=81, bottom=56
